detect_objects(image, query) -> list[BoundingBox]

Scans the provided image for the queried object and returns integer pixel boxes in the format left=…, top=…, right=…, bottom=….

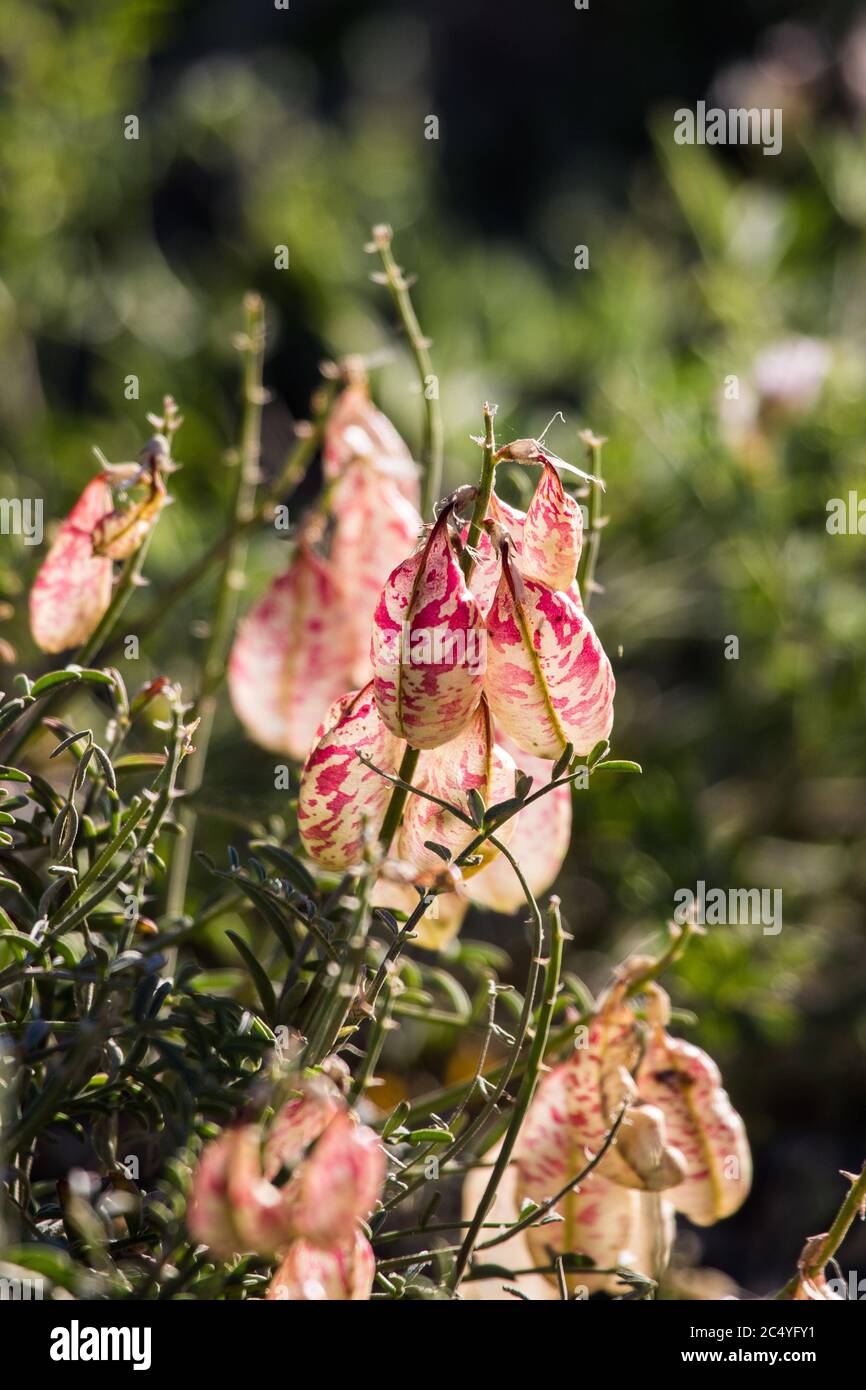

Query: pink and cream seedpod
left=323, top=382, right=420, bottom=507
left=228, top=542, right=351, bottom=762
left=397, top=698, right=516, bottom=881
left=29, top=475, right=114, bottom=654
left=266, top=1230, right=376, bottom=1302
left=188, top=1075, right=386, bottom=1294
left=280, top=1110, right=385, bottom=1249
left=372, top=504, right=485, bottom=749
left=522, top=459, right=583, bottom=592
left=298, top=683, right=405, bottom=870
left=485, top=535, right=614, bottom=759
left=636, top=988, right=752, bottom=1225
left=465, top=490, right=526, bottom=620
left=328, top=458, right=422, bottom=687
left=186, top=1125, right=289, bottom=1261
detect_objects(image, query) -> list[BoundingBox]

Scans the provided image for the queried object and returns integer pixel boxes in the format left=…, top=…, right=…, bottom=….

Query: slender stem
left=113, top=380, right=339, bottom=651
left=165, top=294, right=266, bottom=922
left=380, top=834, right=546, bottom=1216
left=448, top=895, right=564, bottom=1289
left=476, top=1103, right=627, bottom=1252
left=777, top=1157, right=866, bottom=1296
left=377, top=745, right=421, bottom=854
left=576, top=434, right=605, bottom=609
left=366, top=887, right=435, bottom=1010
left=397, top=918, right=693, bottom=1129
left=807, top=1161, right=866, bottom=1274
left=79, top=531, right=156, bottom=667
left=348, top=974, right=394, bottom=1106
left=460, top=404, right=497, bottom=582
left=372, top=225, right=443, bottom=518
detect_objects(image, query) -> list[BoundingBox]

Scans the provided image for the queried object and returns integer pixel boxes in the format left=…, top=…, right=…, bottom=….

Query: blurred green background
left=2, top=0, right=866, bottom=1293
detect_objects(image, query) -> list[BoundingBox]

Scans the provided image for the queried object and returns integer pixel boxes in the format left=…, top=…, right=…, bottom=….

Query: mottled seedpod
left=397, top=698, right=516, bottom=881
left=228, top=541, right=352, bottom=761
left=328, top=456, right=422, bottom=687
left=323, top=382, right=420, bottom=506
left=636, top=989, right=752, bottom=1225
left=29, top=475, right=114, bottom=653
left=513, top=1003, right=636, bottom=1194
left=468, top=1139, right=672, bottom=1299
left=460, top=1142, right=558, bottom=1301
left=266, top=1230, right=375, bottom=1301
left=189, top=1080, right=386, bottom=1262
left=298, top=683, right=405, bottom=869
left=281, top=1110, right=385, bottom=1248
left=263, top=1077, right=344, bottom=1173
left=372, top=505, right=486, bottom=749
left=522, top=460, right=583, bottom=592
left=485, top=535, right=614, bottom=759
left=186, top=1125, right=287, bottom=1260
left=521, top=1169, right=674, bottom=1297
left=467, top=736, right=571, bottom=914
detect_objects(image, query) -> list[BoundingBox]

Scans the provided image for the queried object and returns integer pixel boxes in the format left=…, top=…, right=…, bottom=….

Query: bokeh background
left=2, top=0, right=866, bottom=1295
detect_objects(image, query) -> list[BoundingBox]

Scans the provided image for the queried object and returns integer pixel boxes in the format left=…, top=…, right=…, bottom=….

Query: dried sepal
left=91, top=469, right=169, bottom=560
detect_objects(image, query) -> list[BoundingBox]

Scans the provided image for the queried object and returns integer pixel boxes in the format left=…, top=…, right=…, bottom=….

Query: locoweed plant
left=0, top=233, right=861, bottom=1303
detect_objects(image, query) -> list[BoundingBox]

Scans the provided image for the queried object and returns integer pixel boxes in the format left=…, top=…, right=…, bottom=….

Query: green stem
left=398, top=918, right=694, bottom=1128
left=377, top=745, right=421, bottom=854
left=460, top=404, right=497, bottom=582
left=112, top=380, right=338, bottom=653
left=372, top=225, right=443, bottom=518
left=808, top=1161, right=866, bottom=1273
left=477, top=1102, right=627, bottom=1253
left=165, top=294, right=266, bottom=923
left=380, top=833, right=547, bottom=1215
left=777, top=1157, right=866, bottom=1296
left=576, top=434, right=605, bottom=610
left=348, top=974, right=394, bottom=1106
left=448, top=894, right=565, bottom=1289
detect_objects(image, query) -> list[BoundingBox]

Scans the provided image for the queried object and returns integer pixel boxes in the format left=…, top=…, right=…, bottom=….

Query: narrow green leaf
left=226, top=930, right=277, bottom=1023
left=30, top=671, right=81, bottom=696
left=552, top=742, right=574, bottom=780
left=467, top=788, right=486, bottom=827
left=423, top=840, right=452, bottom=862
